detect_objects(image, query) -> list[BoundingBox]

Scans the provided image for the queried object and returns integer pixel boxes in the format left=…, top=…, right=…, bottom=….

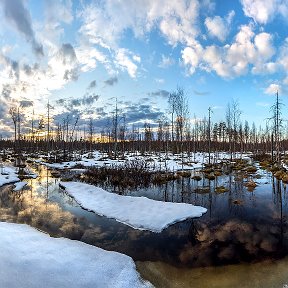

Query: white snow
left=38, top=150, right=253, bottom=172
left=0, top=165, right=20, bottom=186
left=0, top=221, right=152, bottom=288
left=0, top=164, right=38, bottom=188
left=60, top=181, right=207, bottom=233
left=13, top=181, right=28, bottom=191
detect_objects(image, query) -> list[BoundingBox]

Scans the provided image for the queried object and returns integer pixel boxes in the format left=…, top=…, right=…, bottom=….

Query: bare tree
left=269, top=90, right=283, bottom=164
left=9, top=106, right=18, bottom=153
left=168, top=91, right=177, bottom=153
left=173, top=87, right=189, bottom=155
left=88, top=117, right=94, bottom=154
left=226, top=100, right=241, bottom=159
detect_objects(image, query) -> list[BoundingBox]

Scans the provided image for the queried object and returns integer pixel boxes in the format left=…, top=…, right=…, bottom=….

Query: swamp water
left=0, top=164, right=288, bottom=287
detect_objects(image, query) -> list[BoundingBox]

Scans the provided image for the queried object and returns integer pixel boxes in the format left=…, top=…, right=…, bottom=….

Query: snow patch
left=0, top=222, right=152, bottom=288
left=0, top=165, right=20, bottom=186
left=39, top=151, right=253, bottom=172
left=13, top=181, right=28, bottom=191
left=60, top=181, right=207, bottom=233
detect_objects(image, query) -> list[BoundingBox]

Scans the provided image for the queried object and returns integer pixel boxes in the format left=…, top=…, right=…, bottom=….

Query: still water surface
left=0, top=164, right=287, bottom=287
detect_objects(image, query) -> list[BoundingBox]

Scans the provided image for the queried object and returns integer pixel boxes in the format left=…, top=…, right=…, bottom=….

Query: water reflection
left=136, top=258, right=288, bottom=288
left=0, top=164, right=287, bottom=269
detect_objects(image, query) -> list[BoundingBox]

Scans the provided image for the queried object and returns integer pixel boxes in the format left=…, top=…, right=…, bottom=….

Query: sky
left=0, top=0, right=287, bottom=137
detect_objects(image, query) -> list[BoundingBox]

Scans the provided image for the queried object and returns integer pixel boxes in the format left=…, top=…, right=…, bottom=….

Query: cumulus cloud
left=1, top=0, right=43, bottom=56
left=254, top=33, right=275, bottom=59
left=205, top=11, right=235, bottom=42
left=76, top=0, right=202, bottom=78
left=181, top=44, right=203, bottom=75
left=265, top=83, right=281, bottom=95
left=182, top=24, right=276, bottom=78
left=75, top=0, right=281, bottom=80
left=78, top=0, right=200, bottom=48
left=241, top=0, right=288, bottom=24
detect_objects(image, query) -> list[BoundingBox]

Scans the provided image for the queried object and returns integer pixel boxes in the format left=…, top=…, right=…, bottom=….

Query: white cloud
left=201, top=0, right=216, bottom=13
left=202, top=45, right=231, bottom=77
left=241, top=0, right=288, bottom=24
left=76, top=46, right=109, bottom=73
left=182, top=24, right=276, bottom=78
left=254, top=33, right=275, bottom=59
left=265, top=83, right=281, bottom=95
left=133, top=55, right=141, bottom=63
left=181, top=44, right=203, bottom=75
left=78, top=0, right=201, bottom=77
left=252, top=62, right=278, bottom=74
left=241, top=0, right=276, bottom=24
left=205, top=16, right=227, bottom=42
left=205, top=11, right=234, bottom=42
left=78, top=0, right=201, bottom=50
left=115, top=49, right=139, bottom=78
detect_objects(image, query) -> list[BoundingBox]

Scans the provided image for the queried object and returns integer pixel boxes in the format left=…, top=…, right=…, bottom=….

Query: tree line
left=4, top=87, right=285, bottom=163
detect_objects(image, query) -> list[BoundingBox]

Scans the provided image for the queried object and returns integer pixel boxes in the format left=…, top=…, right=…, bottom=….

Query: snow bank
left=40, top=151, right=253, bottom=172
left=13, top=181, right=27, bottom=191
left=0, top=164, right=38, bottom=188
left=60, top=182, right=207, bottom=233
left=0, top=222, right=151, bottom=288
left=0, top=165, right=20, bottom=186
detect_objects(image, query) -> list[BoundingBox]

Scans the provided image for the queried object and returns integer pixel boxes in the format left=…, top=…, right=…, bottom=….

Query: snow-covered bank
left=13, top=181, right=27, bottom=191
left=60, top=182, right=207, bottom=233
left=39, top=151, right=253, bottom=172
left=0, top=164, right=37, bottom=188
left=0, top=165, right=20, bottom=186
left=0, top=222, right=152, bottom=288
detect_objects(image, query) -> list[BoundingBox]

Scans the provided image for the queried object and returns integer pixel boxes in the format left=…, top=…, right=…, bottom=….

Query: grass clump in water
left=215, top=186, right=228, bottom=193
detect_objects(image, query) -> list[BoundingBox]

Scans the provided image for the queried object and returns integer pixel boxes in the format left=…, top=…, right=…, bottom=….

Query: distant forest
left=2, top=87, right=285, bottom=163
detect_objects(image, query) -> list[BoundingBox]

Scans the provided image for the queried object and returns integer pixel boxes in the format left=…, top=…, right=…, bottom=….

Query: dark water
left=0, top=164, right=287, bottom=269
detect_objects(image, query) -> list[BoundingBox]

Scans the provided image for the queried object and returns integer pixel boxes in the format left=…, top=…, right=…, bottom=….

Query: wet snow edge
left=0, top=221, right=152, bottom=288
left=60, top=181, right=207, bottom=233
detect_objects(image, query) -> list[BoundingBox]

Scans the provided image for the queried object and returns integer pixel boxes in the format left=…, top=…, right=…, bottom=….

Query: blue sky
left=0, top=0, right=287, bottom=136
